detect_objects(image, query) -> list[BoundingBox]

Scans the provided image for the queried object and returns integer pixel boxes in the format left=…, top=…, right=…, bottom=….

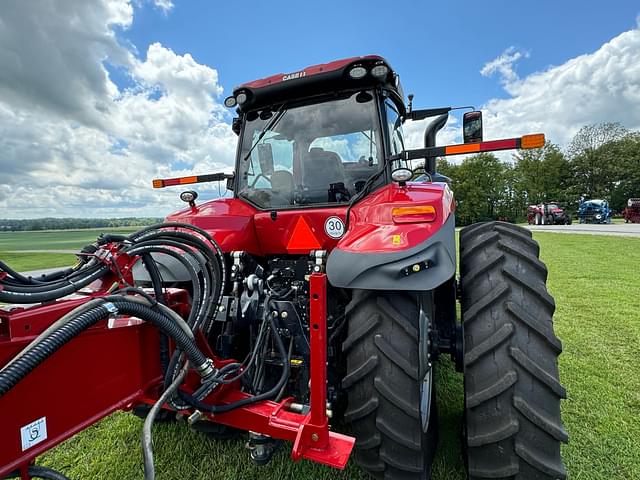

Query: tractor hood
left=166, top=198, right=262, bottom=254
left=163, top=181, right=453, bottom=260
left=164, top=197, right=349, bottom=256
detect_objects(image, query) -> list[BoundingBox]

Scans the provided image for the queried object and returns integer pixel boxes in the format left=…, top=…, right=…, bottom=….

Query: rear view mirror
left=257, top=143, right=274, bottom=176
left=463, top=111, right=483, bottom=143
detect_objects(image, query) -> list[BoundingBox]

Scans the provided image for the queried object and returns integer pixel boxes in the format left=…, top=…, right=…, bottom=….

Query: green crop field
left=0, top=227, right=141, bottom=272
left=1, top=231, right=639, bottom=479
left=0, top=227, right=140, bottom=252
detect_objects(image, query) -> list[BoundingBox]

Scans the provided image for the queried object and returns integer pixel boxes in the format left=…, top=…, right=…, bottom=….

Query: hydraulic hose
left=177, top=316, right=290, bottom=414
left=0, top=263, right=105, bottom=293
left=5, top=465, right=71, bottom=480
left=2, top=294, right=195, bottom=375
left=141, top=252, right=170, bottom=376
left=142, top=368, right=186, bottom=480
left=0, top=265, right=109, bottom=304
left=0, top=256, right=97, bottom=288
left=126, top=231, right=221, bottom=330
left=125, top=243, right=206, bottom=328
left=129, top=223, right=226, bottom=321
left=0, top=300, right=210, bottom=397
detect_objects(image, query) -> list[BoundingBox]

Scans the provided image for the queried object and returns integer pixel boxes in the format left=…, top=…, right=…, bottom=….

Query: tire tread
left=461, top=221, right=567, bottom=480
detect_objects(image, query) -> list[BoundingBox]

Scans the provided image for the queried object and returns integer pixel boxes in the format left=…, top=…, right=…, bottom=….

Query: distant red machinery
left=623, top=198, right=640, bottom=223
left=527, top=203, right=572, bottom=225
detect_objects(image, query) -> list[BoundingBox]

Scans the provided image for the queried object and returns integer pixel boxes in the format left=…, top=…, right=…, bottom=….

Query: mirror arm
left=408, top=107, right=451, bottom=121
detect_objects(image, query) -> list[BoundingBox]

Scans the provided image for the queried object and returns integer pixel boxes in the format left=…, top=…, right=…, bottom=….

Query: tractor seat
left=302, top=148, right=346, bottom=203
left=270, top=170, right=294, bottom=206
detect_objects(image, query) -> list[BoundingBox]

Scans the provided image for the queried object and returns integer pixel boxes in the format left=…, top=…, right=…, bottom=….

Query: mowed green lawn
left=2, top=231, right=639, bottom=479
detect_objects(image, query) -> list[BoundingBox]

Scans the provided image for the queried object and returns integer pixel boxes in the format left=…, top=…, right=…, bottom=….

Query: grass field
left=2, top=231, right=639, bottom=479
left=0, top=227, right=140, bottom=272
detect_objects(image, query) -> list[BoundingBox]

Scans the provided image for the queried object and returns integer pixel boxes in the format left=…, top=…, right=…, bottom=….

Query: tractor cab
left=229, top=56, right=406, bottom=210
left=236, top=89, right=387, bottom=208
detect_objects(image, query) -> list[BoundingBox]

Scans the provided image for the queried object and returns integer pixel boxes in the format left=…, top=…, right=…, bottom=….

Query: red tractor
left=0, top=56, right=567, bottom=480
left=527, top=203, right=572, bottom=225
left=623, top=198, right=640, bottom=223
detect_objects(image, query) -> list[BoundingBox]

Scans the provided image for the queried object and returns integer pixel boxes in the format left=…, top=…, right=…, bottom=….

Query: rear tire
left=459, top=222, right=568, bottom=479
left=343, top=291, right=437, bottom=479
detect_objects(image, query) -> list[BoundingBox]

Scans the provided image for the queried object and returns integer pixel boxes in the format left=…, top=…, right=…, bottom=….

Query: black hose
left=0, top=300, right=209, bottom=397
left=127, top=231, right=221, bottom=330
left=4, top=465, right=71, bottom=480
left=141, top=253, right=169, bottom=377
left=129, top=223, right=226, bottom=314
left=177, top=316, right=289, bottom=413
left=0, top=265, right=110, bottom=304
left=0, top=263, right=105, bottom=293
left=124, top=245, right=204, bottom=328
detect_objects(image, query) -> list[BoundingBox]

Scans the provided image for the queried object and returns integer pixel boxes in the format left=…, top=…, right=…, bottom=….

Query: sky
left=0, top=0, right=639, bottom=218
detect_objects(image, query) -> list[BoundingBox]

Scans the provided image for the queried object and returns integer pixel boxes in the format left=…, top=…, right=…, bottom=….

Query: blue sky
left=124, top=0, right=640, bottom=109
left=0, top=0, right=639, bottom=217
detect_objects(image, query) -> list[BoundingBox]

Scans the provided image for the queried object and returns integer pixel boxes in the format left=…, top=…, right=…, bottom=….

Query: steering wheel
left=249, top=173, right=271, bottom=189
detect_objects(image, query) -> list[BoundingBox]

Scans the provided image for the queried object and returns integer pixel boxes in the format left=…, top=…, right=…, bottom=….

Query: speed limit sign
left=324, top=216, right=345, bottom=239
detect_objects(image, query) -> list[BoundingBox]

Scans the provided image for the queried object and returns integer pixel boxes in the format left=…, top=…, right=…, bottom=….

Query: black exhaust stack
left=423, top=113, right=448, bottom=175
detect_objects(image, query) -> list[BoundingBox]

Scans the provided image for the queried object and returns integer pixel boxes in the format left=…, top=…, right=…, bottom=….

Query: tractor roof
left=229, top=55, right=405, bottom=114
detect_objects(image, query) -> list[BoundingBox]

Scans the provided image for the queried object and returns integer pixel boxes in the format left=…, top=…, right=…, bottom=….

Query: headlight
left=236, top=91, right=248, bottom=105
left=371, top=64, right=389, bottom=78
left=348, top=65, right=367, bottom=79
left=595, top=214, right=602, bottom=219
left=391, top=168, right=413, bottom=183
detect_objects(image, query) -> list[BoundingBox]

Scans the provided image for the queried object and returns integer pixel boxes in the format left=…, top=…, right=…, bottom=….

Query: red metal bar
left=289, top=273, right=354, bottom=466
left=309, top=273, right=328, bottom=429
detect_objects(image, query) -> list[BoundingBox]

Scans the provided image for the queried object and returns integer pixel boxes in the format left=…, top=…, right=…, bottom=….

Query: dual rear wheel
left=343, top=222, right=567, bottom=479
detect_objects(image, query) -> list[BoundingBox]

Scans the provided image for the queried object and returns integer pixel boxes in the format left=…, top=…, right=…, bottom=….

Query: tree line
left=436, top=123, right=640, bottom=225
left=0, top=217, right=163, bottom=232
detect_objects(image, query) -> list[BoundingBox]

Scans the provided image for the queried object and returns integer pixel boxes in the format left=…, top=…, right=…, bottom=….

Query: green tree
left=512, top=142, right=571, bottom=203
left=567, top=122, right=628, bottom=199
left=442, top=153, right=511, bottom=225
left=603, top=133, right=640, bottom=211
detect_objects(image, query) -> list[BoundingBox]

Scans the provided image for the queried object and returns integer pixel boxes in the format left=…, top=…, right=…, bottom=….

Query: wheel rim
left=420, top=367, right=433, bottom=432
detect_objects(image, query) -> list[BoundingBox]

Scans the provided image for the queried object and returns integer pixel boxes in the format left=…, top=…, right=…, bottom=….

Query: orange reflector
left=392, top=205, right=437, bottom=224
left=521, top=133, right=545, bottom=149
left=445, top=143, right=480, bottom=155
left=152, top=179, right=164, bottom=188
left=179, top=176, right=198, bottom=184
left=287, top=216, right=322, bottom=251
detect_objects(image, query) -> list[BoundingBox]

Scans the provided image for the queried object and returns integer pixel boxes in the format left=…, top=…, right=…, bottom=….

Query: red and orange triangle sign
left=287, top=216, right=322, bottom=252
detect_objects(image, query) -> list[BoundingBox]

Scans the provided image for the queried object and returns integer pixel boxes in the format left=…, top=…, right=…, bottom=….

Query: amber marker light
left=392, top=205, right=437, bottom=224
left=521, top=133, right=545, bottom=149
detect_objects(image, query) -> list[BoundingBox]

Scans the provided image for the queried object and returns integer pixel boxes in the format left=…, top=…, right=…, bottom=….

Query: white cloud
left=481, top=26, right=640, bottom=150
left=152, top=0, right=174, bottom=13
left=480, top=46, right=529, bottom=86
left=0, top=0, right=236, bottom=219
